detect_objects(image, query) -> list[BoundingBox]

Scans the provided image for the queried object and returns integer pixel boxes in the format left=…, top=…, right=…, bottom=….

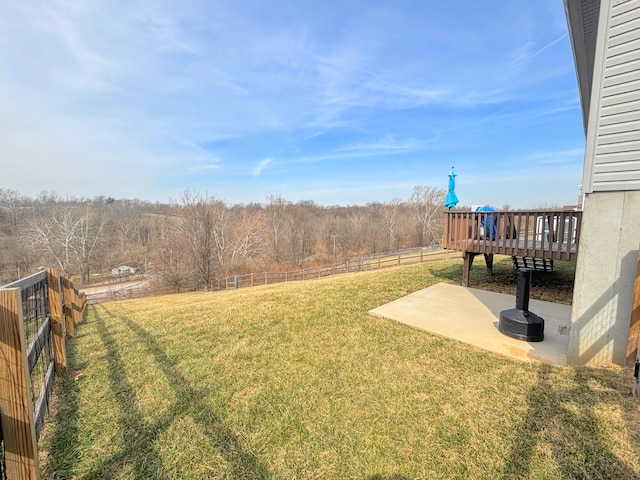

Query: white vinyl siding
left=587, top=0, right=640, bottom=192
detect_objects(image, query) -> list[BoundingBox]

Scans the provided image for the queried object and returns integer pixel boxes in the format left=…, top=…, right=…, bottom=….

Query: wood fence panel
left=61, top=275, right=74, bottom=339
left=72, top=288, right=81, bottom=325
left=0, top=288, right=40, bottom=480
left=626, top=246, right=640, bottom=366
left=45, top=269, right=66, bottom=376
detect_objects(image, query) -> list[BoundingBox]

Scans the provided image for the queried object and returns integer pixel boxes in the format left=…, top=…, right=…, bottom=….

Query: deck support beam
left=462, top=252, right=494, bottom=287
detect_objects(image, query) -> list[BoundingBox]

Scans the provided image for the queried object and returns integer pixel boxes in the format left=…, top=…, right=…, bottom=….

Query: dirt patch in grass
left=431, top=255, right=575, bottom=304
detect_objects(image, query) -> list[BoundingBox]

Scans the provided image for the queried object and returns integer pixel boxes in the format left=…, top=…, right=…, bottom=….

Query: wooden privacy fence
left=0, top=416, right=6, bottom=480
left=0, top=269, right=86, bottom=480
left=628, top=245, right=640, bottom=370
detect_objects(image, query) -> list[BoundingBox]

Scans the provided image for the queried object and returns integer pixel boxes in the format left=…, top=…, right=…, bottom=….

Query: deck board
left=459, top=238, right=578, bottom=259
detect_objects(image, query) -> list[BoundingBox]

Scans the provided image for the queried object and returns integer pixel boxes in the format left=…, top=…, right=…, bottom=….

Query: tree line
left=0, top=187, right=447, bottom=288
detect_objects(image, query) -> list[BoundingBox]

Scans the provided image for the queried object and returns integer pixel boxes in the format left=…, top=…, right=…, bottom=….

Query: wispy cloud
left=190, top=164, right=222, bottom=172
left=526, top=148, right=585, bottom=164
left=139, top=5, right=202, bottom=57
left=336, top=135, right=419, bottom=153
left=510, top=32, right=571, bottom=75
left=253, top=158, right=274, bottom=176
left=282, top=144, right=419, bottom=166
left=523, top=33, right=569, bottom=62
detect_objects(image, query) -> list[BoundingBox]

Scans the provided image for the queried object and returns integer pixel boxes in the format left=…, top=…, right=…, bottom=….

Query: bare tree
left=230, top=207, right=265, bottom=266
left=210, top=199, right=230, bottom=267
left=0, top=232, right=39, bottom=283
left=25, top=205, right=105, bottom=281
left=287, top=202, right=310, bottom=266
left=157, top=230, right=192, bottom=292
left=265, top=195, right=289, bottom=264
left=345, top=210, right=366, bottom=253
left=75, top=208, right=106, bottom=282
left=176, top=190, right=228, bottom=290
left=362, top=202, right=386, bottom=254
left=0, top=188, right=28, bottom=232
left=409, top=186, right=446, bottom=246
left=380, top=198, right=404, bottom=251
left=26, top=206, right=82, bottom=274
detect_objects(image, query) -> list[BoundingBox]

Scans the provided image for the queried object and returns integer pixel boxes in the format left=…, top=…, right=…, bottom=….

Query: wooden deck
left=443, top=210, right=582, bottom=286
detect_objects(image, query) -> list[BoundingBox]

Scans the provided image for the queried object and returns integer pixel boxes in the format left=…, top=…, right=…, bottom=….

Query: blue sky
left=0, top=0, right=585, bottom=207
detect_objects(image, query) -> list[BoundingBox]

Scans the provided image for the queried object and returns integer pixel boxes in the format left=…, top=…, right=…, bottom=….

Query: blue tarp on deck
left=474, top=205, right=497, bottom=240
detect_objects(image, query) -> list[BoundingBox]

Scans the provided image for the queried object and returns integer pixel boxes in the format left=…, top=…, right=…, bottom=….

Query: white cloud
left=253, top=158, right=274, bottom=176
left=514, top=33, right=569, bottom=66
left=190, top=164, right=222, bottom=172
left=527, top=148, right=585, bottom=164
left=336, top=135, right=419, bottom=153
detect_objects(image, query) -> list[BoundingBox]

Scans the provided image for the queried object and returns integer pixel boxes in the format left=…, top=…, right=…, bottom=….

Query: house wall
left=582, top=0, right=640, bottom=193
left=565, top=0, right=640, bottom=365
left=568, top=190, right=640, bottom=365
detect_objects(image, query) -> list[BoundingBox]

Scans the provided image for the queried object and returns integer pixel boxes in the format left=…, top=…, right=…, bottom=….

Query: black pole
left=498, top=267, right=544, bottom=342
left=515, top=268, right=531, bottom=312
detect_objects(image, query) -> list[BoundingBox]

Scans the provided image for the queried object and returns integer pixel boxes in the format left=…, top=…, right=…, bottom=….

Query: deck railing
left=443, top=210, right=583, bottom=261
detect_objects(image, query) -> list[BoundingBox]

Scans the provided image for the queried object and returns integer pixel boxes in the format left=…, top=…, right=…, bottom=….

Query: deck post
left=462, top=252, right=479, bottom=287
left=462, top=252, right=495, bottom=287
left=484, top=254, right=494, bottom=277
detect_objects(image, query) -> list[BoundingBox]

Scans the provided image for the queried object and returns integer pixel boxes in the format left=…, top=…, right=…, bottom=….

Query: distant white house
left=111, top=262, right=139, bottom=277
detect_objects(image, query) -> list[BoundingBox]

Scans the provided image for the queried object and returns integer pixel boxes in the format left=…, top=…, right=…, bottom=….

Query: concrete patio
left=369, top=282, right=572, bottom=365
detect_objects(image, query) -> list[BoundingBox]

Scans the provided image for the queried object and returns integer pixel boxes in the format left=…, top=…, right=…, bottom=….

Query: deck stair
left=512, top=256, right=554, bottom=272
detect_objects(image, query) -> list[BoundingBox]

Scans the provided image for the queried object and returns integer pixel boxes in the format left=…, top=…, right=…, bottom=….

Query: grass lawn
left=40, top=257, right=640, bottom=479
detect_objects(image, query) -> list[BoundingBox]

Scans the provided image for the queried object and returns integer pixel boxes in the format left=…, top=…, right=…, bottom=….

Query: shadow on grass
left=94, top=304, right=270, bottom=479
left=42, top=336, right=84, bottom=479
left=366, top=474, right=411, bottom=480
left=500, top=364, right=638, bottom=479
left=88, top=308, right=168, bottom=479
